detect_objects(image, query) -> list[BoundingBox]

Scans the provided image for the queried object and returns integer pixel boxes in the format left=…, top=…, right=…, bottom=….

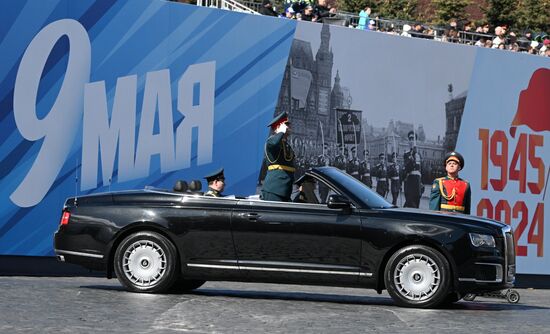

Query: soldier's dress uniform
left=260, top=112, right=295, bottom=202
left=429, top=152, right=471, bottom=214
left=387, top=158, right=400, bottom=206
left=334, top=154, right=346, bottom=172
left=204, top=168, right=225, bottom=197
left=204, top=188, right=222, bottom=197
left=348, top=157, right=361, bottom=180
left=403, top=148, right=422, bottom=208
left=429, top=176, right=471, bottom=214
left=359, top=159, right=372, bottom=188
left=373, top=155, right=388, bottom=198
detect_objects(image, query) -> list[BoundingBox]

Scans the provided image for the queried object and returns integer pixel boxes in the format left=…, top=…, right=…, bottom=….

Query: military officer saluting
left=260, top=112, right=295, bottom=202
left=429, top=151, right=471, bottom=214
left=204, top=168, right=225, bottom=197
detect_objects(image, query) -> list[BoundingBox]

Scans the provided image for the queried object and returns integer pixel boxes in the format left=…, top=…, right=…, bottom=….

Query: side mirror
left=327, top=194, right=351, bottom=209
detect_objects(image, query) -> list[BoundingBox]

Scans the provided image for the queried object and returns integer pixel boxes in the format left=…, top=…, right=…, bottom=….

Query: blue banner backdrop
left=0, top=0, right=295, bottom=255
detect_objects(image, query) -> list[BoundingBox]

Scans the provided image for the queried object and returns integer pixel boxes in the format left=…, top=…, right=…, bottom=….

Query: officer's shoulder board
left=433, top=177, right=444, bottom=189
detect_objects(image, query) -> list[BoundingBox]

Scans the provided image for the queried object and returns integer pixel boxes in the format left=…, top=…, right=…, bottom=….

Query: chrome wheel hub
left=123, top=240, right=167, bottom=287
left=394, top=254, right=440, bottom=301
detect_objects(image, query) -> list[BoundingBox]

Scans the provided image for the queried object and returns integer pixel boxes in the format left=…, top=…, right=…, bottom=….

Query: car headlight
left=469, top=233, right=496, bottom=248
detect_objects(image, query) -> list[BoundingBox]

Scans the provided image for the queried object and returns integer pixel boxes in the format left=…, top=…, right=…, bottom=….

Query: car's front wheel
left=384, top=245, right=451, bottom=308
left=114, top=231, right=179, bottom=293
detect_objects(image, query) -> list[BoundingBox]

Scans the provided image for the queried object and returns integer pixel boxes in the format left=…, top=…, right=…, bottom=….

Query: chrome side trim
left=235, top=260, right=361, bottom=270
left=458, top=278, right=503, bottom=283
left=186, top=263, right=373, bottom=277
left=187, top=264, right=239, bottom=270
left=55, top=249, right=104, bottom=259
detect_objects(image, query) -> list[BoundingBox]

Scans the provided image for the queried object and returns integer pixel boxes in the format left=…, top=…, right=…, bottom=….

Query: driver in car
left=204, top=168, right=226, bottom=197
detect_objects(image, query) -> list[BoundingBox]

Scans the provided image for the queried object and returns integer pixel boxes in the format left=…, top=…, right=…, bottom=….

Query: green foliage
left=481, top=0, right=518, bottom=28
left=336, top=0, right=375, bottom=14
left=377, top=0, right=418, bottom=21
left=515, top=0, right=550, bottom=33
left=433, top=0, right=470, bottom=25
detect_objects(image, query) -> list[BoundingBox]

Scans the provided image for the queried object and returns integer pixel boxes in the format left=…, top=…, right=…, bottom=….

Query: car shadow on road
left=81, top=285, right=550, bottom=311
left=190, top=288, right=550, bottom=311
left=442, top=300, right=550, bottom=311
left=192, top=287, right=395, bottom=306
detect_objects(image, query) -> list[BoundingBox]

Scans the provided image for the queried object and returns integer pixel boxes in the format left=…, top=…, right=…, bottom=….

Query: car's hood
left=379, top=207, right=507, bottom=231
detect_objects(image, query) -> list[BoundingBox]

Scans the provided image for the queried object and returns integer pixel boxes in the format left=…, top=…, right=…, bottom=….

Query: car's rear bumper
left=54, top=229, right=107, bottom=272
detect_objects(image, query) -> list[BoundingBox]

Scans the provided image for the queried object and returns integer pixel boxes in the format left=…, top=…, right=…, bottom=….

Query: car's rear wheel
left=114, top=231, right=178, bottom=293
left=384, top=245, right=451, bottom=308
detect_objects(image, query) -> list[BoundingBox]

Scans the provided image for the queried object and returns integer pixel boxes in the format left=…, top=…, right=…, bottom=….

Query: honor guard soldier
left=260, top=112, right=295, bottom=202
left=373, top=153, right=388, bottom=197
left=403, top=130, right=422, bottom=208
left=429, top=151, right=471, bottom=214
left=359, top=149, right=372, bottom=188
left=388, top=152, right=400, bottom=205
left=334, top=153, right=346, bottom=172
left=348, top=148, right=361, bottom=180
left=204, top=168, right=225, bottom=197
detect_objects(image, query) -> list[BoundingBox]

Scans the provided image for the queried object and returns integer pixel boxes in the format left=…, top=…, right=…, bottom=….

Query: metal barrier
left=197, top=0, right=259, bottom=14
left=458, top=31, right=494, bottom=44
left=239, top=0, right=263, bottom=12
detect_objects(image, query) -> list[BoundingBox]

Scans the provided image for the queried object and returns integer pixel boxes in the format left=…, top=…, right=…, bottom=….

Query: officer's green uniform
left=204, top=168, right=225, bottom=197
left=429, top=152, right=471, bottom=214
left=260, top=113, right=295, bottom=202
left=204, top=188, right=222, bottom=197
left=429, top=175, right=471, bottom=214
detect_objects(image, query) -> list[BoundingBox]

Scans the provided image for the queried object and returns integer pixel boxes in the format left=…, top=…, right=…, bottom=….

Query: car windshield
left=318, top=167, right=393, bottom=209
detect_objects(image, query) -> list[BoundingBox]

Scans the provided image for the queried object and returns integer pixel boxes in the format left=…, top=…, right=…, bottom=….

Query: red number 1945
left=479, top=129, right=545, bottom=193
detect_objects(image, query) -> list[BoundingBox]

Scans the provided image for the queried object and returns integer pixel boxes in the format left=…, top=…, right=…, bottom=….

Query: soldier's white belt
left=362, top=173, right=370, bottom=177
left=409, top=171, right=421, bottom=176
left=391, top=176, right=399, bottom=180
left=351, top=172, right=359, bottom=175
left=378, top=178, right=387, bottom=181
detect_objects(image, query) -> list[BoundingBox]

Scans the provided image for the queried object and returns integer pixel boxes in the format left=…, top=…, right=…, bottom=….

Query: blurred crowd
left=259, top=0, right=337, bottom=22
left=259, top=1, right=550, bottom=57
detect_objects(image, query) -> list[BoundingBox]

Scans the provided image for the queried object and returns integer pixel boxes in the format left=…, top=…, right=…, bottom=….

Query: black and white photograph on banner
left=259, top=22, right=477, bottom=209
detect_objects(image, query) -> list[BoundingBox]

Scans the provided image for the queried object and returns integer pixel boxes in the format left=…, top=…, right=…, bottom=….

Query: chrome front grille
left=502, top=225, right=516, bottom=283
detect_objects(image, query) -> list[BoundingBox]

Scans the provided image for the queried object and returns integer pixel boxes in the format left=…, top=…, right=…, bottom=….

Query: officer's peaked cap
left=268, top=112, right=289, bottom=128
left=204, top=168, right=225, bottom=182
left=445, top=151, right=464, bottom=168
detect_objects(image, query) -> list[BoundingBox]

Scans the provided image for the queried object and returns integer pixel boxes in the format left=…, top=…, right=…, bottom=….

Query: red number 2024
left=477, top=199, right=544, bottom=257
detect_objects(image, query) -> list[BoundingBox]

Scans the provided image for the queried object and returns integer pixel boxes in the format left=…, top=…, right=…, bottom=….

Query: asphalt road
left=1, top=277, right=549, bottom=333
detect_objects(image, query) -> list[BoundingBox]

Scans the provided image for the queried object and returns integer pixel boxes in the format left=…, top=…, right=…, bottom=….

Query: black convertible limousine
left=54, top=167, right=515, bottom=308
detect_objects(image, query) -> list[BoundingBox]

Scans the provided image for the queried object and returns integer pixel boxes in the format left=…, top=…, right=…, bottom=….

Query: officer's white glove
left=276, top=122, right=288, bottom=134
